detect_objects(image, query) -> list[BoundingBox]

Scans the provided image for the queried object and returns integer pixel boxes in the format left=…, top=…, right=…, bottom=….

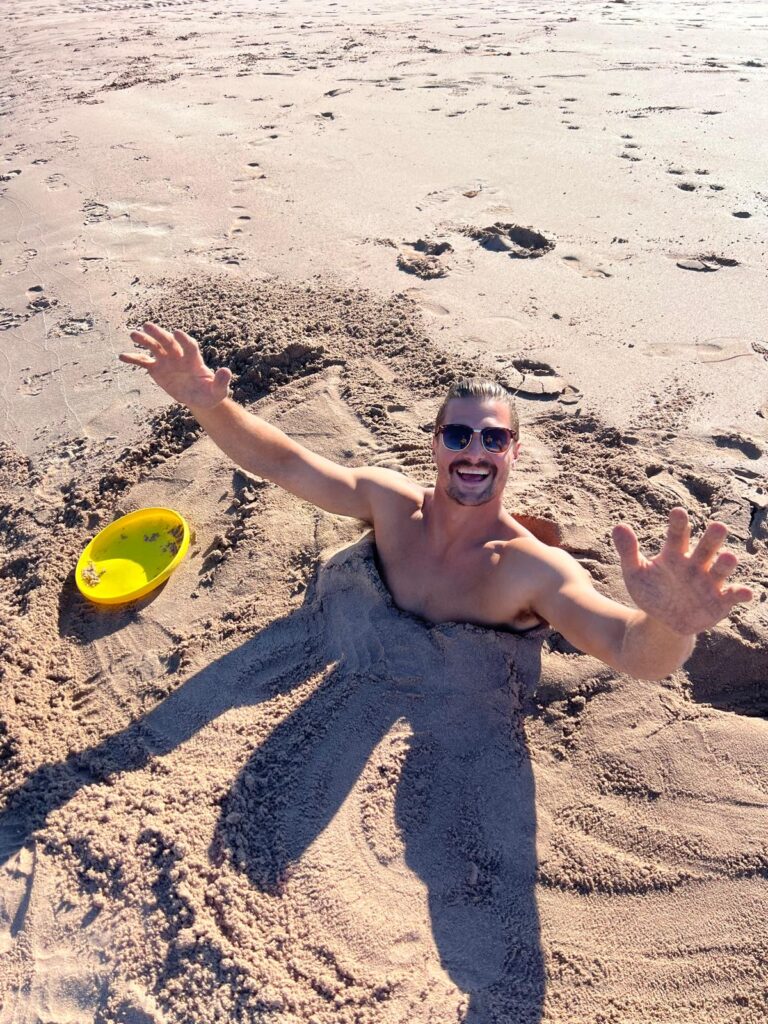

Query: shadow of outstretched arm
left=213, top=662, right=398, bottom=892
left=0, top=605, right=318, bottom=866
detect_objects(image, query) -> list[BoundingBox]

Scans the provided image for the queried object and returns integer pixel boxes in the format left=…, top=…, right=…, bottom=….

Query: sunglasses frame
left=435, top=423, right=515, bottom=455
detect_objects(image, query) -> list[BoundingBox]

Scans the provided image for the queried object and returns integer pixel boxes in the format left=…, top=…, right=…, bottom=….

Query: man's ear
left=511, top=440, right=522, bottom=463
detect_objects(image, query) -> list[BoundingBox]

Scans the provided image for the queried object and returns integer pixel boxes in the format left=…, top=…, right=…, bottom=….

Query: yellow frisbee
left=76, top=507, right=191, bottom=606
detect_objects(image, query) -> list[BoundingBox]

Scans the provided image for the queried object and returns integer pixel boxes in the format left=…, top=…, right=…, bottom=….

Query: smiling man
left=120, top=322, right=753, bottom=681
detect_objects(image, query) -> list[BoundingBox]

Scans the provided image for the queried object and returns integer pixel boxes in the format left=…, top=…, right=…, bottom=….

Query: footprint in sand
left=463, top=223, right=555, bottom=259
left=79, top=256, right=104, bottom=273
left=561, top=254, right=611, bottom=278
left=396, top=239, right=453, bottom=279
left=506, top=359, right=580, bottom=402
left=732, top=211, right=752, bottom=219
left=210, top=246, right=245, bottom=267
left=44, top=173, right=68, bottom=191
left=227, top=206, right=252, bottom=237
left=402, top=288, right=450, bottom=316
left=0, top=308, right=27, bottom=332
left=675, top=254, right=739, bottom=272
left=416, top=182, right=497, bottom=211
left=645, top=466, right=712, bottom=509
left=18, top=369, right=55, bottom=397
left=712, top=434, right=763, bottom=460
left=82, top=200, right=110, bottom=224
left=646, top=336, right=757, bottom=364
left=27, top=292, right=57, bottom=313
left=12, top=248, right=38, bottom=273
left=58, top=316, right=94, bottom=336
left=232, top=163, right=267, bottom=187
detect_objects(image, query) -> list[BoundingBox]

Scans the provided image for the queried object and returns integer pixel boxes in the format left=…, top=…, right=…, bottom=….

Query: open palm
left=119, top=322, right=232, bottom=410
left=613, top=507, right=753, bottom=635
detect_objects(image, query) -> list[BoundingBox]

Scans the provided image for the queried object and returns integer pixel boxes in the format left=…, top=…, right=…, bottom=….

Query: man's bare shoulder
left=497, top=532, right=591, bottom=587
left=353, top=465, right=427, bottom=511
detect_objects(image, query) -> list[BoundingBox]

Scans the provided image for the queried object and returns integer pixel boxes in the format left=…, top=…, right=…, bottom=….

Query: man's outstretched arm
left=527, top=508, right=753, bottom=680
left=119, top=322, right=408, bottom=521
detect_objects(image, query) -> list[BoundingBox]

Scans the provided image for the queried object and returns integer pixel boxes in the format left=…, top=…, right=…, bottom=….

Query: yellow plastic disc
left=75, top=507, right=191, bottom=606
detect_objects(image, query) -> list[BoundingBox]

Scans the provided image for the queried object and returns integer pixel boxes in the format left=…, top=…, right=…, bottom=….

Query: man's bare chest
left=373, top=522, right=542, bottom=631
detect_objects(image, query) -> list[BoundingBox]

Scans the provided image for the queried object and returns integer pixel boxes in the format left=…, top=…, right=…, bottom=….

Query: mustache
left=450, top=461, right=495, bottom=474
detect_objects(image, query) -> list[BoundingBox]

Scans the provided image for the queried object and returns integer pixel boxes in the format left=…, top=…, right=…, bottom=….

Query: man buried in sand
left=121, top=322, right=753, bottom=681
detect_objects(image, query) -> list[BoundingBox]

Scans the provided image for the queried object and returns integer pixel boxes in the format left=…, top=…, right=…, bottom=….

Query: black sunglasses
left=436, top=423, right=514, bottom=454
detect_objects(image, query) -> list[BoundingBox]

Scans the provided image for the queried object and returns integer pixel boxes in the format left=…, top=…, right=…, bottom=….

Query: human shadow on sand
left=1, top=535, right=546, bottom=1023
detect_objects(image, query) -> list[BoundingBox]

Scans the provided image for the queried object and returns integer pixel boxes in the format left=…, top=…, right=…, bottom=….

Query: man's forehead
left=442, top=396, right=513, bottom=426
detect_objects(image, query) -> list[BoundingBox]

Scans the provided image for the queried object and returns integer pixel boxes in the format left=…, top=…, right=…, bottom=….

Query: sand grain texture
left=1, top=0, right=767, bottom=1021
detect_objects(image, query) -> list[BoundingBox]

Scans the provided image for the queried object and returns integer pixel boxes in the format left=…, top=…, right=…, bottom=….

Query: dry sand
left=1, top=1, right=767, bottom=1022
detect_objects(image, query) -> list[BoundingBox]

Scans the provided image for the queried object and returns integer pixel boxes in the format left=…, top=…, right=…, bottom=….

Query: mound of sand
left=1, top=274, right=766, bottom=1023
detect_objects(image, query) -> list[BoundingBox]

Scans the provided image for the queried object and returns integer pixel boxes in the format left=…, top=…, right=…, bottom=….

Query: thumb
left=212, top=366, right=232, bottom=402
left=612, top=523, right=641, bottom=572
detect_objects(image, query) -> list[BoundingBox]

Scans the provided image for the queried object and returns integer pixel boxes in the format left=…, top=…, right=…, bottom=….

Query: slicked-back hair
left=434, top=378, right=519, bottom=440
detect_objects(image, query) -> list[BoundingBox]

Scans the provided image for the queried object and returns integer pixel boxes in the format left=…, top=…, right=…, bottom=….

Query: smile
left=454, top=467, right=492, bottom=484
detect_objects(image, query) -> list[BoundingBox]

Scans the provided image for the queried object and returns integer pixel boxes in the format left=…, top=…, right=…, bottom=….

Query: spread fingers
left=721, top=583, right=754, bottom=606
left=129, top=330, right=163, bottom=357
left=689, top=521, right=728, bottom=569
left=172, top=329, right=200, bottom=358
left=142, top=321, right=183, bottom=357
left=119, top=352, right=155, bottom=368
left=664, top=506, right=691, bottom=555
left=709, top=550, right=739, bottom=582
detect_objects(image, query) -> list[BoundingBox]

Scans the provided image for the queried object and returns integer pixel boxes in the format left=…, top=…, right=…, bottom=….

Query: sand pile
left=0, top=274, right=766, bottom=1023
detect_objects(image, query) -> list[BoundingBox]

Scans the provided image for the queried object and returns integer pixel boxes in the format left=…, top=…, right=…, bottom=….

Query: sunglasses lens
left=441, top=424, right=472, bottom=450
left=481, top=428, right=511, bottom=453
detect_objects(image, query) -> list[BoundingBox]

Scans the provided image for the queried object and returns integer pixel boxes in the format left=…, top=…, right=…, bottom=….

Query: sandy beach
left=1, top=0, right=767, bottom=1021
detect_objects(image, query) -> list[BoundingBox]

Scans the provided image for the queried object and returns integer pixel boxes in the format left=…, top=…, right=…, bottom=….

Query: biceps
left=542, top=582, right=633, bottom=666
left=274, top=447, right=374, bottom=520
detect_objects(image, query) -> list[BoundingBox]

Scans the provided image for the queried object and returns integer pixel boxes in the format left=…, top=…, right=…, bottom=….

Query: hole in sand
left=512, top=359, right=556, bottom=376
left=465, top=223, right=554, bottom=258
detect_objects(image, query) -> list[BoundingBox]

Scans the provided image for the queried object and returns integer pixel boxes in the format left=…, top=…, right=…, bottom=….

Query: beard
left=445, top=462, right=498, bottom=506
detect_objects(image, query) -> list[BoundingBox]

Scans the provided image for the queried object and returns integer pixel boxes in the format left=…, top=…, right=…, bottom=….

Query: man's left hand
left=612, top=507, right=753, bottom=636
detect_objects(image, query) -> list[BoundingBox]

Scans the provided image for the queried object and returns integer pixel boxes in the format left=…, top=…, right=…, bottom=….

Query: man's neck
left=424, top=486, right=507, bottom=553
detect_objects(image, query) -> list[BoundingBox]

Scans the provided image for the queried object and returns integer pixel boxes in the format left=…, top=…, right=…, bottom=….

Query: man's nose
left=464, top=432, right=486, bottom=457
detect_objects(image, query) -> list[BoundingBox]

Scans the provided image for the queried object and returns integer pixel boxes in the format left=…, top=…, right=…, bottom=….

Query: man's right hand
left=119, top=322, right=420, bottom=525
left=119, top=322, right=232, bottom=411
